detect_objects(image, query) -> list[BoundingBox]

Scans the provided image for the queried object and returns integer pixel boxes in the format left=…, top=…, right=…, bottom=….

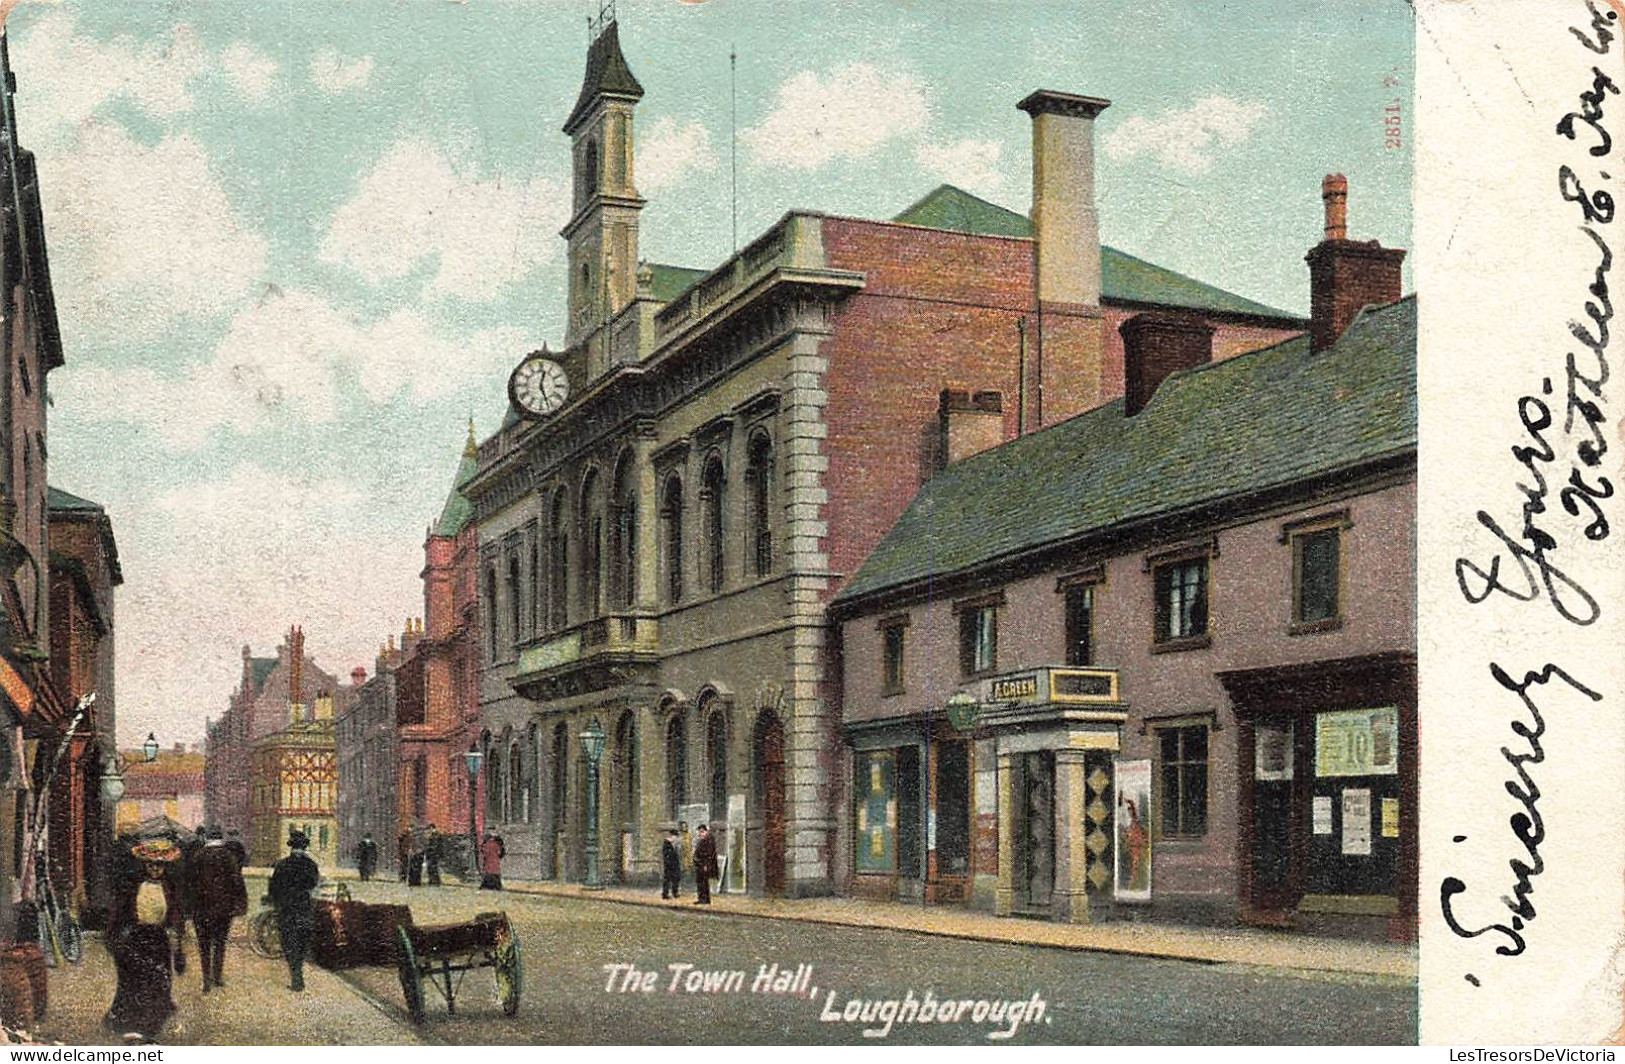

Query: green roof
left=647, top=262, right=706, bottom=303
left=563, top=20, right=644, bottom=134
left=892, top=184, right=1303, bottom=321
left=47, top=486, right=105, bottom=513
left=837, top=296, right=1416, bottom=605
left=434, top=423, right=480, bottom=537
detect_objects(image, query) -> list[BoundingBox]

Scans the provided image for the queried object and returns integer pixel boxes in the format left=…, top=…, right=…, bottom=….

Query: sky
left=9, top=0, right=1413, bottom=747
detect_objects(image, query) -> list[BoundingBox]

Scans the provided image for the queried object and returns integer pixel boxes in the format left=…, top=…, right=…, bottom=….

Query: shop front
left=1219, top=652, right=1417, bottom=940
left=847, top=719, right=976, bottom=906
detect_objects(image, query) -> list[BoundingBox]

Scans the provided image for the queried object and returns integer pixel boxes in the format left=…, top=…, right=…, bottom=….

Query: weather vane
left=589, top=0, right=616, bottom=39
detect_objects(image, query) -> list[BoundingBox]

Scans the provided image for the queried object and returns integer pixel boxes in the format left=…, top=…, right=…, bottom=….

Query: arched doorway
left=752, top=710, right=786, bottom=896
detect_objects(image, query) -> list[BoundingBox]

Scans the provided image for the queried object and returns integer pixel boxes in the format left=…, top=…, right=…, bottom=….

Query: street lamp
left=142, top=732, right=159, bottom=762
left=99, top=753, right=126, bottom=804
left=580, top=718, right=605, bottom=891
left=463, top=747, right=483, bottom=881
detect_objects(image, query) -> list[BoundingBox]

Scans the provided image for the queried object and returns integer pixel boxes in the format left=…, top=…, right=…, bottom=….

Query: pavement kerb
left=325, top=871, right=1415, bottom=984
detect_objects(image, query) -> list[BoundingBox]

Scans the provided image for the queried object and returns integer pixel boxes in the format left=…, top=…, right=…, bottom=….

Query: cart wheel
left=251, top=911, right=282, bottom=959
left=396, top=927, right=426, bottom=1025
left=493, top=915, right=522, bottom=1017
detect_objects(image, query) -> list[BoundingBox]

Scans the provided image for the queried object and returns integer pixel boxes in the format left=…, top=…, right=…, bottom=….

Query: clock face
left=509, top=357, right=570, bottom=417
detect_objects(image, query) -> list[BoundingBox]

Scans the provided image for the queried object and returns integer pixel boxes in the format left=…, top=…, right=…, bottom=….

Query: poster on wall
left=1312, top=795, right=1334, bottom=835
left=1254, top=723, right=1293, bottom=781
left=1341, top=788, right=1372, bottom=856
left=725, top=793, right=746, bottom=891
left=1113, top=759, right=1152, bottom=903
left=1315, top=707, right=1400, bottom=777
left=1380, top=797, right=1400, bottom=839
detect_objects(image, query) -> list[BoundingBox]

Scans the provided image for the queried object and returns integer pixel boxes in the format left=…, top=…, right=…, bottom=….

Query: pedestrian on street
left=224, top=829, right=247, bottom=870
left=355, top=833, right=378, bottom=882
left=268, top=829, right=319, bottom=992
left=660, top=829, right=682, bottom=899
left=178, top=827, right=205, bottom=954
left=398, top=830, right=411, bottom=882
left=425, top=825, right=443, bottom=886
left=479, top=829, right=505, bottom=890
left=103, top=839, right=185, bottom=1043
left=678, top=821, right=693, bottom=893
left=192, top=826, right=247, bottom=993
left=407, top=828, right=424, bottom=886
left=692, top=823, right=718, bottom=906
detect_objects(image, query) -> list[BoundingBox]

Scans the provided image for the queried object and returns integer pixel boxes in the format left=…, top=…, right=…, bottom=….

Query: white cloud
left=320, top=136, right=569, bottom=301
left=220, top=41, right=278, bottom=103
left=914, top=137, right=1006, bottom=199
left=742, top=62, right=930, bottom=171
left=637, top=116, right=718, bottom=194
left=40, top=121, right=268, bottom=343
left=59, top=288, right=536, bottom=450
left=119, top=463, right=422, bottom=744
left=1102, top=95, right=1268, bottom=176
left=309, top=47, right=375, bottom=94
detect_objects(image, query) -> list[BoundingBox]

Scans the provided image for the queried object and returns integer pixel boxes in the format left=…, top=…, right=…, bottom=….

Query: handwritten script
left=1443, top=0, right=1617, bottom=987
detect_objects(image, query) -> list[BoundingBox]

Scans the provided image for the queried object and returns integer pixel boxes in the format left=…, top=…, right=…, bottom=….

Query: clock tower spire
left=562, top=13, right=645, bottom=353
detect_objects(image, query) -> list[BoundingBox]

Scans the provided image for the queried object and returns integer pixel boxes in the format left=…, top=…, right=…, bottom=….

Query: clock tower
left=562, top=15, right=645, bottom=353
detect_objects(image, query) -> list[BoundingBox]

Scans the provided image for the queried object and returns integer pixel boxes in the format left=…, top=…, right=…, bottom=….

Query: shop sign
left=1113, top=759, right=1152, bottom=903
left=988, top=675, right=1038, bottom=702
left=1341, top=788, right=1372, bottom=856
left=1381, top=797, right=1401, bottom=838
left=1315, top=707, right=1400, bottom=777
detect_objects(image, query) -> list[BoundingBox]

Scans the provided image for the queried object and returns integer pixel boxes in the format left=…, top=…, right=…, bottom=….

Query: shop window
left=936, top=741, right=971, bottom=877
left=958, top=603, right=998, bottom=677
left=854, top=750, right=896, bottom=874
left=1154, top=558, right=1208, bottom=644
left=1294, top=526, right=1342, bottom=627
left=1158, top=725, right=1208, bottom=838
left=881, top=618, right=907, bottom=695
left=1064, top=583, right=1095, bottom=666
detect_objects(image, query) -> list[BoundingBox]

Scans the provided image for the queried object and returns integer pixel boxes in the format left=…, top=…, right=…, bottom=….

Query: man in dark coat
left=661, top=829, right=682, bottom=899
left=223, top=829, right=247, bottom=870
left=268, top=829, right=319, bottom=992
left=355, top=834, right=378, bottom=881
left=692, top=823, right=718, bottom=905
left=425, top=825, right=443, bottom=886
left=192, top=826, right=247, bottom=992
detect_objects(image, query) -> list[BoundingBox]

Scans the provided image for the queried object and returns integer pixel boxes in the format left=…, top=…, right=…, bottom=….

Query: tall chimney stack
left=1018, top=89, right=1111, bottom=426
left=1305, top=173, right=1405, bottom=352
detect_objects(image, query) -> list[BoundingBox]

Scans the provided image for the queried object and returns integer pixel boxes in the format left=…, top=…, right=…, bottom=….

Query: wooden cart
left=311, top=899, right=522, bottom=1025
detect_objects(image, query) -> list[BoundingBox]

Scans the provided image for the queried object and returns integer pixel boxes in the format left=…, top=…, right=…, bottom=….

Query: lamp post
left=463, top=747, right=483, bottom=882
left=580, top=718, right=605, bottom=890
left=99, top=754, right=125, bottom=804
left=142, top=732, right=159, bottom=762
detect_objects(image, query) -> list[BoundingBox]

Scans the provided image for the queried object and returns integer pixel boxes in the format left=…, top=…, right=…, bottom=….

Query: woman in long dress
left=104, top=839, right=185, bottom=1042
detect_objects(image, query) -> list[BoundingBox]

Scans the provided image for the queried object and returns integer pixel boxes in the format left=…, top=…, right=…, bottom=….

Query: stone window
left=701, top=454, right=726, bottom=594
left=745, top=432, right=775, bottom=577
left=610, top=453, right=637, bottom=609
left=1064, top=583, right=1095, bottom=666
left=955, top=595, right=1000, bottom=678
left=661, top=474, right=685, bottom=605
left=666, top=713, right=687, bottom=819
left=1286, top=512, right=1350, bottom=633
left=581, top=469, right=604, bottom=618
left=548, top=491, right=570, bottom=631
left=1158, top=725, right=1209, bottom=838
left=1154, top=558, right=1209, bottom=645
left=879, top=615, right=907, bottom=696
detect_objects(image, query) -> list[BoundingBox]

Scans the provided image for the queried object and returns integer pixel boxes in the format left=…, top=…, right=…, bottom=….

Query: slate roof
left=836, top=296, right=1417, bottom=607
left=892, top=184, right=1304, bottom=322
left=47, top=486, right=104, bottom=513
left=434, top=424, right=480, bottom=537
left=647, top=262, right=706, bottom=303
left=563, top=20, right=644, bottom=134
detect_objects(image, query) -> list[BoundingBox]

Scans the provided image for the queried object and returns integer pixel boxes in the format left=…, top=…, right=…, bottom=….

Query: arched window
left=484, top=566, right=499, bottom=656
left=746, top=433, right=775, bottom=577
left=581, top=469, right=604, bottom=618
left=615, top=711, right=638, bottom=831
left=508, top=740, right=524, bottom=825
left=661, top=475, right=684, bottom=605
left=701, top=454, right=725, bottom=594
left=707, top=707, right=728, bottom=821
left=666, top=713, right=687, bottom=818
left=610, top=453, right=637, bottom=609
left=548, top=490, right=570, bottom=631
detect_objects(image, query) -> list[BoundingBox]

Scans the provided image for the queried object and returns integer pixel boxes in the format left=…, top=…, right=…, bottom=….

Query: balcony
left=509, top=612, right=660, bottom=701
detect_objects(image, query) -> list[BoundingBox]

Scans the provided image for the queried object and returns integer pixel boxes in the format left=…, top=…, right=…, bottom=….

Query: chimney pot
left=1322, top=173, right=1348, bottom=241
left=1121, top=313, right=1215, bottom=416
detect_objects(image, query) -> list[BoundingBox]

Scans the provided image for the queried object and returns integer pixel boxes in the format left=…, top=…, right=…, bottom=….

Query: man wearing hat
left=268, top=828, right=320, bottom=992
left=192, top=825, right=248, bottom=992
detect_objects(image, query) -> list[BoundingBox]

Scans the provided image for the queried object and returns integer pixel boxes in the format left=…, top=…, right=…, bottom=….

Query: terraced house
left=831, top=181, right=1415, bottom=938
left=465, top=16, right=1309, bottom=896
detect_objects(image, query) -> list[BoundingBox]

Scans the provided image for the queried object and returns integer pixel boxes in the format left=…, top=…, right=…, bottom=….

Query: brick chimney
left=288, top=625, right=304, bottom=707
left=1121, top=313, right=1215, bottom=416
left=1305, top=174, right=1405, bottom=352
left=1017, top=89, right=1111, bottom=426
left=351, top=666, right=367, bottom=686
left=938, top=389, right=1004, bottom=466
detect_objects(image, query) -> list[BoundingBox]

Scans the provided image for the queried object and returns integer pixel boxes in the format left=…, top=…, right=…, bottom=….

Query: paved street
left=319, top=879, right=1415, bottom=1046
